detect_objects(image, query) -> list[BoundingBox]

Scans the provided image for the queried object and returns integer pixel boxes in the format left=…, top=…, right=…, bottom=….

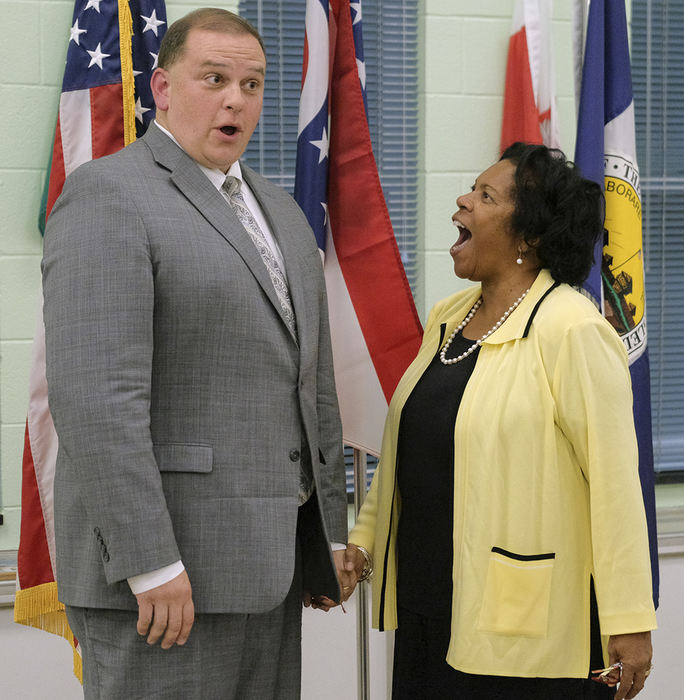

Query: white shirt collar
left=154, top=120, right=243, bottom=191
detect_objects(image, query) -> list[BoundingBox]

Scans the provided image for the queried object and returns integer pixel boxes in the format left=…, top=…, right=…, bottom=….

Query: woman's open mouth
left=450, top=221, right=472, bottom=254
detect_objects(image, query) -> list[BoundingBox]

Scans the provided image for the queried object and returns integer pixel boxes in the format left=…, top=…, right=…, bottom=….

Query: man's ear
left=150, top=68, right=170, bottom=111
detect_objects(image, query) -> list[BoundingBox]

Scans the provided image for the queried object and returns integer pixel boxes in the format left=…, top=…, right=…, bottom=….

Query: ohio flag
left=501, top=0, right=559, bottom=152
left=574, top=0, right=659, bottom=605
left=295, top=0, right=423, bottom=456
left=14, top=0, right=166, bottom=679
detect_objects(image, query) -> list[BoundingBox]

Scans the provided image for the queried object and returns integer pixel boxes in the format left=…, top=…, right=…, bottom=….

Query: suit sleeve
left=42, top=164, right=180, bottom=584
left=313, top=255, right=348, bottom=544
left=552, top=317, right=656, bottom=634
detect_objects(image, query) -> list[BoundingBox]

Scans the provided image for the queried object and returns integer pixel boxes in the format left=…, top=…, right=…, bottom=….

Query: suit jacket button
left=102, top=552, right=110, bottom=562
left=93, top=527, right=101, bottom=536
left=289, top=449, right=300, bottom=462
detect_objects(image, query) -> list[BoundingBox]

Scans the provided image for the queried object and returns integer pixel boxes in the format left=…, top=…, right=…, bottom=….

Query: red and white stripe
left=501, top=0, right=559, bottom=152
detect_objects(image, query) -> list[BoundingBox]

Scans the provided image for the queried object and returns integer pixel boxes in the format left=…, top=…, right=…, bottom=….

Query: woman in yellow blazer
left=345, top=143, right=656, bottom=699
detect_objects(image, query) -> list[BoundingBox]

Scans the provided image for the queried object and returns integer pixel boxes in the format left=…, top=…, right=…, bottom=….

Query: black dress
left=393, top=328, right=615, bottom=700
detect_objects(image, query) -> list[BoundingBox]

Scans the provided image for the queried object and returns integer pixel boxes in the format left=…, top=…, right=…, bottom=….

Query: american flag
left=45, top=0, right=165, bottom=217
left=15, top=0, right=166, bottom=681
left=295, top=0, right=423, bottom=456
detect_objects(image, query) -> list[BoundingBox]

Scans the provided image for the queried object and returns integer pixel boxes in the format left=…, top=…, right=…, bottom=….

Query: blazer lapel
left=243, top=167, right=311, bottom=348
left=142, top=125, right=297, bottom=342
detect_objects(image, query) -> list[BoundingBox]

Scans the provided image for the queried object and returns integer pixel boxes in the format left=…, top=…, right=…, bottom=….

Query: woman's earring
left=516, top=247, right=524, bottom=265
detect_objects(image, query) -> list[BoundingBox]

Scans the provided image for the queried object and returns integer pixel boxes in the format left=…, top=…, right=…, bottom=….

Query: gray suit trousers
left=66, top=545, right=303, bottom=700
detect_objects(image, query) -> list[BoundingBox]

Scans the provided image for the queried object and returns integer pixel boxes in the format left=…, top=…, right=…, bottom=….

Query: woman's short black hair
left=500, top=142, right=604, bottom=286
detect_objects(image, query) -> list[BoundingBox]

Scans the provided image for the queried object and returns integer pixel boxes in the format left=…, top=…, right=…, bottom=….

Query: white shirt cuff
left=127, top=560, right=185, bottom=595
left=330, top=542, right=346, bottom=551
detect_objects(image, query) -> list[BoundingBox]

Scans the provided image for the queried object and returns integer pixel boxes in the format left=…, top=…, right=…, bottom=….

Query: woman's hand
left=344, top=543, right=369, bottom=580
left=606, top=631, right=653, bottom=699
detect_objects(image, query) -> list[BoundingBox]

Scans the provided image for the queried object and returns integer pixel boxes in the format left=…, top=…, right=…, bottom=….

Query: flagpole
left=353, top=447, right=370, bottom=700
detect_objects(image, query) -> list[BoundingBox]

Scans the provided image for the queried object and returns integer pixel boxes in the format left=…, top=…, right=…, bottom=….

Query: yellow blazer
left=349, top=269, right=656, bottom=678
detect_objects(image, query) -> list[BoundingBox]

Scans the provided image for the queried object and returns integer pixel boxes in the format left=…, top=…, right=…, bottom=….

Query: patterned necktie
left=223, top=176, right=312, bottom=502
left=223, top=176, right=297, bottom=336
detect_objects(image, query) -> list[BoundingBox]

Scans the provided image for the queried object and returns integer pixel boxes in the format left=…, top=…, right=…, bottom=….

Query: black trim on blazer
left=491, top=546, right=556, bottom=561
left=437, top=323, right=447, bottom=351
left=378, top=419, right=403, bottom=632
left=523, top=281, right=561, bottom=338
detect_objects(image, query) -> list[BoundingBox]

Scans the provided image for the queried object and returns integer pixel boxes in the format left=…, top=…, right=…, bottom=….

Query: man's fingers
left=134, top=571, right=194, bottom=647
left=311, top=595, right=335, bottom=612
left=146, top=604, right=168, bottom=645
left=160, top=605, right=183, bottom=649
left=176, top=600, right=195, bottom=647
left=136, top=600, right=153, bottom=637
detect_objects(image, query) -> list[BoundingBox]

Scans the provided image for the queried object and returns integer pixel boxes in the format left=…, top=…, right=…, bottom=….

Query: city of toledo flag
left=574, top=0, right=659, bottom=604
left=295, top=0, right=423, bottom=456
left=14, top=0, right=166, bottom=679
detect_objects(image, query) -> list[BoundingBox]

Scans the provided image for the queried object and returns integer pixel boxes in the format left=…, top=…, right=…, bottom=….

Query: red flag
left=295, top=0, right=423, bottom=455
left=501, top=0, right=559, bottom=153
left=14, top=0, right=166, bottom=680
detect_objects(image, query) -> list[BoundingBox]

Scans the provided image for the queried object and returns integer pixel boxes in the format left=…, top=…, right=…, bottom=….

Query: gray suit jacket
left=42, top=123, right=347, bottom=613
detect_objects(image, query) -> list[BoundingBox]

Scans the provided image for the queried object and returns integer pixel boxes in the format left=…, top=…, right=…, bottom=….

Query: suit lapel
left=243, top=166, right=311, bottom=349
left=142, top=125, right=298, bottom=344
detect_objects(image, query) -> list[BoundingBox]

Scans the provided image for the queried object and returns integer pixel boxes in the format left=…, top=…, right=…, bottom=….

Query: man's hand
left=303, top=547, right=364, bottom=612
left=606, top=631, right=653, bottom=700
left=135, top=570, right=194, bottom=649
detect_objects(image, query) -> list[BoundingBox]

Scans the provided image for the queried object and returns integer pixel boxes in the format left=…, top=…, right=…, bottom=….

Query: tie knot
left=223, top=175, right=240, bottom=198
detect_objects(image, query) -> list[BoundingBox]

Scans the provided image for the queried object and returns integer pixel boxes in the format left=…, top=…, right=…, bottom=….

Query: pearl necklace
left=439, top=289, right=530, bottom=365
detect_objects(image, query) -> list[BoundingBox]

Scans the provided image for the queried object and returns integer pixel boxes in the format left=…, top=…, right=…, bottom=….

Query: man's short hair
left=158, top=8, right=265, bottom=69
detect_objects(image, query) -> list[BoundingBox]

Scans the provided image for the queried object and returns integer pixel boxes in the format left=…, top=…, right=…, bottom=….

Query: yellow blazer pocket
left=477, top=547, right=555, bottom=638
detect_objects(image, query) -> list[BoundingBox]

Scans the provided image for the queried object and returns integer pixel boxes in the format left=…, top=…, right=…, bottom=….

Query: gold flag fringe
left=118, top=0, right=136, bottom=146
left=14, top=582, right=83, bottom=684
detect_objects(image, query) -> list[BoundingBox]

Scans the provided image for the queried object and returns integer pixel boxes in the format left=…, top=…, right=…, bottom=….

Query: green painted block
left=553, top=22, right=575, bottom=99
left=425, top=0, right=515, bottom=18
left=0, top=257, right=42, bottom=340
left=461, top=19, right=510, bottom=96
left=0, top=170, right=46, bottom=256
left=0, top=506, right=20, bottom=551
left=39, top=2, right=73, bottom=86
left=0, top=340, right=33, bottom=425
left=1, top=425, right=25, bottom=509
left=424, top=17, right=463, bottom=94
left=557, top=96, right=577, bottom=158
left=425, top=95, right=502, bottom=172
left=0, top=85, right=60, bottom=170
left=0, top=3, right=41, bottom=84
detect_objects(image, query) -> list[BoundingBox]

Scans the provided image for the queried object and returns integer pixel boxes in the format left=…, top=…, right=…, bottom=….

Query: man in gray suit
left=42, top=8, right=353, bottom=698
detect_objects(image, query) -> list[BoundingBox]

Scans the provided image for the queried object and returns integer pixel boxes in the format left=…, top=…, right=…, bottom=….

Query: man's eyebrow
left=199, top=60, right=265, bottom=75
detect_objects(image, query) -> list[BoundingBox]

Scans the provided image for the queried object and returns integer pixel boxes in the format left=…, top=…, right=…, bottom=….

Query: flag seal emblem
left=602, top=152, right=646, bottom=360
